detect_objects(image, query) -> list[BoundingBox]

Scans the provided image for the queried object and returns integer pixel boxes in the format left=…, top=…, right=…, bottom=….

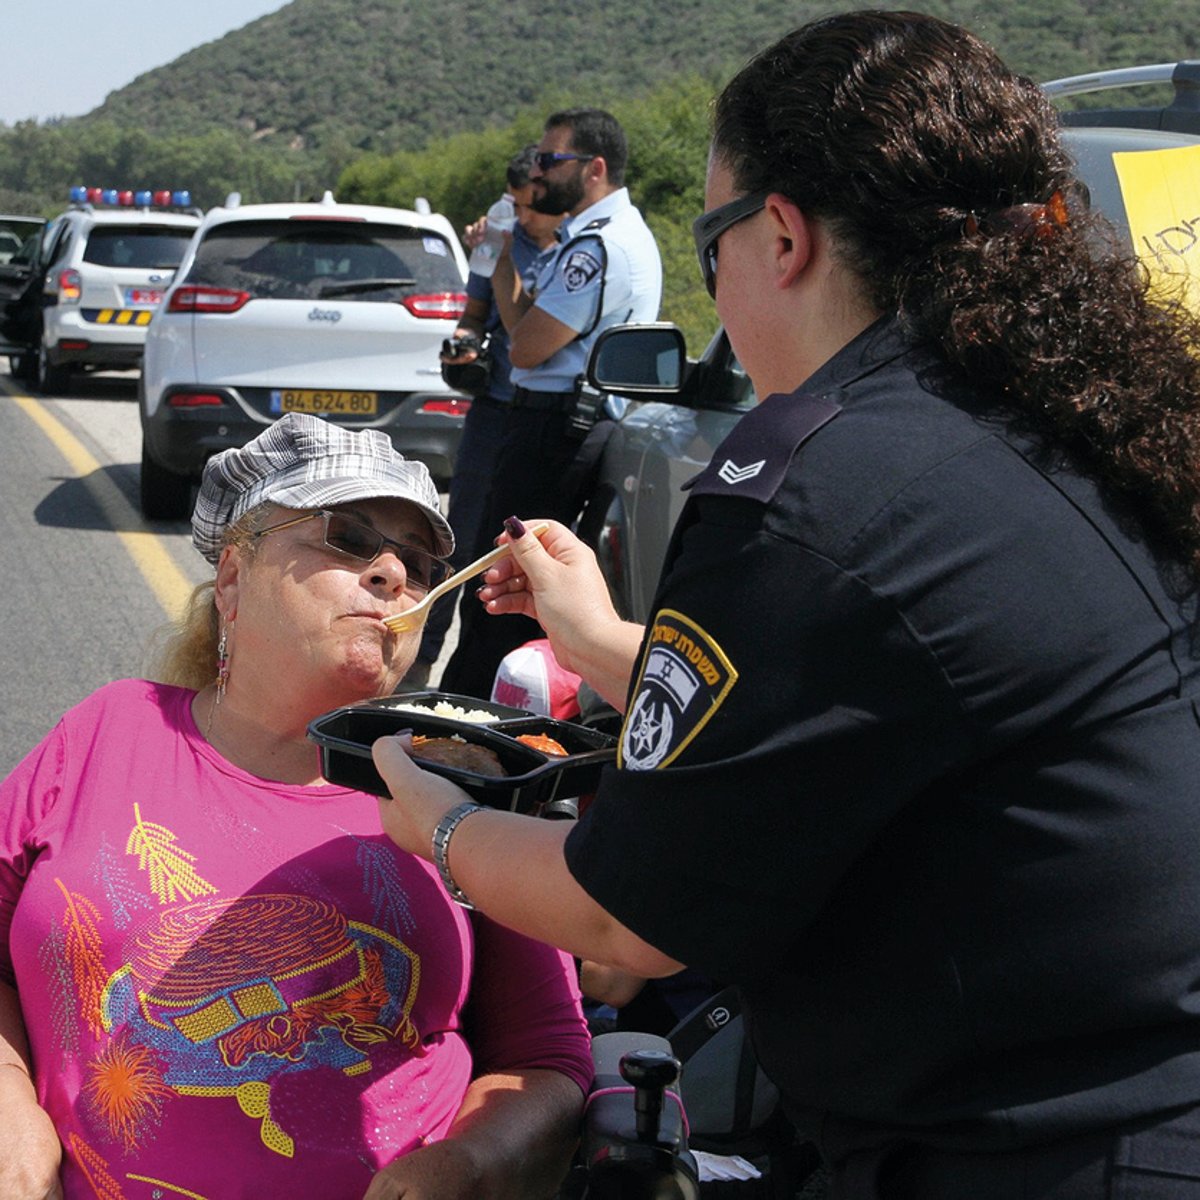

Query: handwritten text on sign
left=1113, top=143, right=1200, bottom=315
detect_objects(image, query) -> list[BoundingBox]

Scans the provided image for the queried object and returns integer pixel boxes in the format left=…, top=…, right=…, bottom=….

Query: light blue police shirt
left=510, top=187, right=662, bottom=394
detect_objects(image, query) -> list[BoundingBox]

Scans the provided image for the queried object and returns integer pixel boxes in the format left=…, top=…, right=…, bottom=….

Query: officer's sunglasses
left=535, top=151, right=595, bottom=172
left=692, top=191, right=771, bottom=299
left=252, top=509, right=450, bottom=594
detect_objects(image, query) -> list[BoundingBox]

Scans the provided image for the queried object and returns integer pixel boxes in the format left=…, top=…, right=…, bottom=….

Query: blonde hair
left=145, top=508, right=265, bottom=690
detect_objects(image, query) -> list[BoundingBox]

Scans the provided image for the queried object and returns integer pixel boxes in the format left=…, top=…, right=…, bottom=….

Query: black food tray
left=308, top=692, right=616, bottom=813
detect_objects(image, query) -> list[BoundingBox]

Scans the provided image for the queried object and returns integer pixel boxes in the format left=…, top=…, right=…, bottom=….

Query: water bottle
left=467, top=195, right=516, bottom=278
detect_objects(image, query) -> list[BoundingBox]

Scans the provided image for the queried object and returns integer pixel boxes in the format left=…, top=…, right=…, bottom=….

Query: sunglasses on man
left=534, top=151, right=596, bottom=173
left=253, top=509, right=450, bottom=594
left=692, top=191, right=771, bottom=299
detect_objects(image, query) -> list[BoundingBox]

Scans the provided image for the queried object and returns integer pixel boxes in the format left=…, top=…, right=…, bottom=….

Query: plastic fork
left=382, top=522, right=549, bottom=634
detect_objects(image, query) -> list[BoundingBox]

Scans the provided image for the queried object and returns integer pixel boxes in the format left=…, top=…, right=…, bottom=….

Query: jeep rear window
left=184, top=220, right=463, bottom=300
left=83, top=226, right=196, bottom=269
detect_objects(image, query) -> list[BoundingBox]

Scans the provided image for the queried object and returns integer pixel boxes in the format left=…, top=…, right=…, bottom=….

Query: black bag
left=670, top=988, right=827, bottom=1197
left=668, top=987, right=781, bottom=1150
left=440, top=335, right=492, bottom=399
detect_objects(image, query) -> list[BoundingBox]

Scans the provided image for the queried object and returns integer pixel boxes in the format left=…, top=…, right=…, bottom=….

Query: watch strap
left=432, top=800, right=486, bottom=908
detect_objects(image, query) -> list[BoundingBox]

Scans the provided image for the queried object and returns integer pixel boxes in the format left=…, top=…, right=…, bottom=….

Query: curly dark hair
left=713, top=10, right=1200, bottom=577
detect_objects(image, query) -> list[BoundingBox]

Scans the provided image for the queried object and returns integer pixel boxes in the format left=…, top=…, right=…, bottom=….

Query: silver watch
left=431, top=800, right=485, bottom=907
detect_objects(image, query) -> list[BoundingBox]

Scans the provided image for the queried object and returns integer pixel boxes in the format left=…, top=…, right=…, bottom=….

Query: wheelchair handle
left=620, top=1048, right=682, bottom=1144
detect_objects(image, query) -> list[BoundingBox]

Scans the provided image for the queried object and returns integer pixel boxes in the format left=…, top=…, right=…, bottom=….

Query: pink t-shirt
left=0, top=680, right=591, bottom=1199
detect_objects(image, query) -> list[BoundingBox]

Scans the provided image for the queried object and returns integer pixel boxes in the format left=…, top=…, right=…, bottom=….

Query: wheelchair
left=559, top=1031, right=699, bottom=1200
left=561, top=1000, right=827, bottom=1199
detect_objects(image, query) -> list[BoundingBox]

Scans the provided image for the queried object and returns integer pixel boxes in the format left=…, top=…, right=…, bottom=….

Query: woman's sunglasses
left=692, top=191, right=771, bottom=299
left=253, top=509, right=450, bottom=594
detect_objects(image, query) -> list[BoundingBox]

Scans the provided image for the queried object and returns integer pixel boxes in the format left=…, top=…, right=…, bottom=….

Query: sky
left=2, top=1, right=291, bottom=125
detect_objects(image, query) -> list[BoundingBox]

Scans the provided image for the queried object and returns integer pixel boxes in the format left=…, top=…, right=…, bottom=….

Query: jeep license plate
left=270, top=389, right=379, bottom=415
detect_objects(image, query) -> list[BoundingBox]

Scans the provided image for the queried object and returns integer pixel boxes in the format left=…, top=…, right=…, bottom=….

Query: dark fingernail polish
left=503, top=516, right=527, bottom=539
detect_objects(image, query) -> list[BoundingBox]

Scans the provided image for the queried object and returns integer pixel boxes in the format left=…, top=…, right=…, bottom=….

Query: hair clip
left=964, top=190, right=1069, bottom=242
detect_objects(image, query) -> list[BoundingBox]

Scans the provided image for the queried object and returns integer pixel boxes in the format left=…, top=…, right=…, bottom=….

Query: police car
left=0, top=188, right=201, bottom=393
left=579, top=61, right=1200, bottom=622
left=0, top=215, right=42, bottom=265
left=139, top=192, right=471, bottom=520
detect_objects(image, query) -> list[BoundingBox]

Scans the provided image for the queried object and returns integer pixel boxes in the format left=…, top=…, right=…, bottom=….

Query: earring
left=215, top=621, right=231, bottom=702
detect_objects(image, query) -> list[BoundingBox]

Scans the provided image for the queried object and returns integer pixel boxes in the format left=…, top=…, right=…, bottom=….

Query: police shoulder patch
left=684, top=390, right=842, bottom=504
left=561, top=248, right=602, bottom=293
left=620, top=609, right=738, bottom=771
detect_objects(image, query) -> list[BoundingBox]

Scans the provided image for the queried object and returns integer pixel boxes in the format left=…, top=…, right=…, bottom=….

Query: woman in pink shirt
left=0, top=413, right=591, bottom=1200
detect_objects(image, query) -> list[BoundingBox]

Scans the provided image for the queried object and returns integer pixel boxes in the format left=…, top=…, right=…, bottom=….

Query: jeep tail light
left=167, top=391, right=227, bottom=408
left=58, top=269, right=82, bottom=303
left=168, top=285, right=251, bottom=314
left=417, top=398, right=471, bottom=416
left=401, top=292, right=467, bottom=319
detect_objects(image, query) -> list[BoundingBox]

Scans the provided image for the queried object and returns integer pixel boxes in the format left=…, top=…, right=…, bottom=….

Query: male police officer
left=439, top=108, right=662, bottom=699
left=405, top=147, right=562, bottom=690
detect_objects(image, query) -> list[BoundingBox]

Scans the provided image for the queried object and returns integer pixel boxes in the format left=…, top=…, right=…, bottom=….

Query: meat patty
left=411, top=735, right=507, bottom=777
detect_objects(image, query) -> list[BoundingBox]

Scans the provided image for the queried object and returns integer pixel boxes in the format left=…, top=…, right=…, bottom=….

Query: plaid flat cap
left=191, top=413, right=454, bottom=565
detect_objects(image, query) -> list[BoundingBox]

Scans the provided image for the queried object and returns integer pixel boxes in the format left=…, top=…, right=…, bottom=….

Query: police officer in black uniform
left=374, top=14, right=1200, bottom=1197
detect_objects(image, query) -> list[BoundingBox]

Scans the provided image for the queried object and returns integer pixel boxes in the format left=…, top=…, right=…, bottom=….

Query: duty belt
left=511, top=386, right=577, bottom=412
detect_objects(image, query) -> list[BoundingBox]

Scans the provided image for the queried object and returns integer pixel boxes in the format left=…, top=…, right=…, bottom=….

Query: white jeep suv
left=139, top=192, right=470, bottom=519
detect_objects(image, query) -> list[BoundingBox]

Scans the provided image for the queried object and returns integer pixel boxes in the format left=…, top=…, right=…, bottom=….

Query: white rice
left=390, top=700, right=499, bottom=723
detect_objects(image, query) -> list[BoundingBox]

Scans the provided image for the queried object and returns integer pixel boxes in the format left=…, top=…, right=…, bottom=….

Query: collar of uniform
left=556, top=187, right=631, bottom=243
left=789, top=314, right=919, bottom=399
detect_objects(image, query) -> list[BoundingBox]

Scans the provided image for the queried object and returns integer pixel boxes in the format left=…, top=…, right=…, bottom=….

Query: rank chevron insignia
left=717, top=458, right=766, bottom=485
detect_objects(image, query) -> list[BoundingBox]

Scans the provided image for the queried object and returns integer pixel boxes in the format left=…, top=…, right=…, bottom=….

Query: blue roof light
left=69, top=185, right=193, bottom=209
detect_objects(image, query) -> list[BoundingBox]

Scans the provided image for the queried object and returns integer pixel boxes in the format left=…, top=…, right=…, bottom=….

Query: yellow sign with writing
left=1113, top=144, right=1200, bottom=315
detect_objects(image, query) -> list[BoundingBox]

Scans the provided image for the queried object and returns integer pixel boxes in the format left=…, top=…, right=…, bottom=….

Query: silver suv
left=581, top=62, right=1200, bottom=622
left=0, top=190, right=200, bottom=393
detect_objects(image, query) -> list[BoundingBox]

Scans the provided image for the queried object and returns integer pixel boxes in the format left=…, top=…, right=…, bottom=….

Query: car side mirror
left=587, top=323, right=687, bottom=395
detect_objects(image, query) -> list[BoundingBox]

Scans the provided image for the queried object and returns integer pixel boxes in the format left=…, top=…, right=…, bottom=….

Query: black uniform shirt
left=564, top=317, right=1200, bottom=1157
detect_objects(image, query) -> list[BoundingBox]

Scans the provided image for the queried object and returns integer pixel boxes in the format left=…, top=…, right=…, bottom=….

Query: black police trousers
left=830, top=1103, right=1200, bottom=1199
left=439, top=401, right=588, bottom=699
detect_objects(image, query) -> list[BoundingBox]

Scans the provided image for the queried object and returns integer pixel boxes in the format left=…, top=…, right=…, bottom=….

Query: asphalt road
left=0, top=364, right=458, bottom=775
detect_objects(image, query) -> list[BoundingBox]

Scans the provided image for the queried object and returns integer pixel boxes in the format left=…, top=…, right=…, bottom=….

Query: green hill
left=76, top=0, right=1200, bottom=156
left=84, top=0, right=815, bottom=155
left=0, top=0, right=1195, bottom=336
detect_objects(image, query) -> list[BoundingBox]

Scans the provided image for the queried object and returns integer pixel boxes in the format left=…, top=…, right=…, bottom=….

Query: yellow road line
left=4, top=386, right=195, bottom=619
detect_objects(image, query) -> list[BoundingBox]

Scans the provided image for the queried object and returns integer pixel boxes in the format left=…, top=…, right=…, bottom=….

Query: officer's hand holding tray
left=309, top=688, right=615, bottom=813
